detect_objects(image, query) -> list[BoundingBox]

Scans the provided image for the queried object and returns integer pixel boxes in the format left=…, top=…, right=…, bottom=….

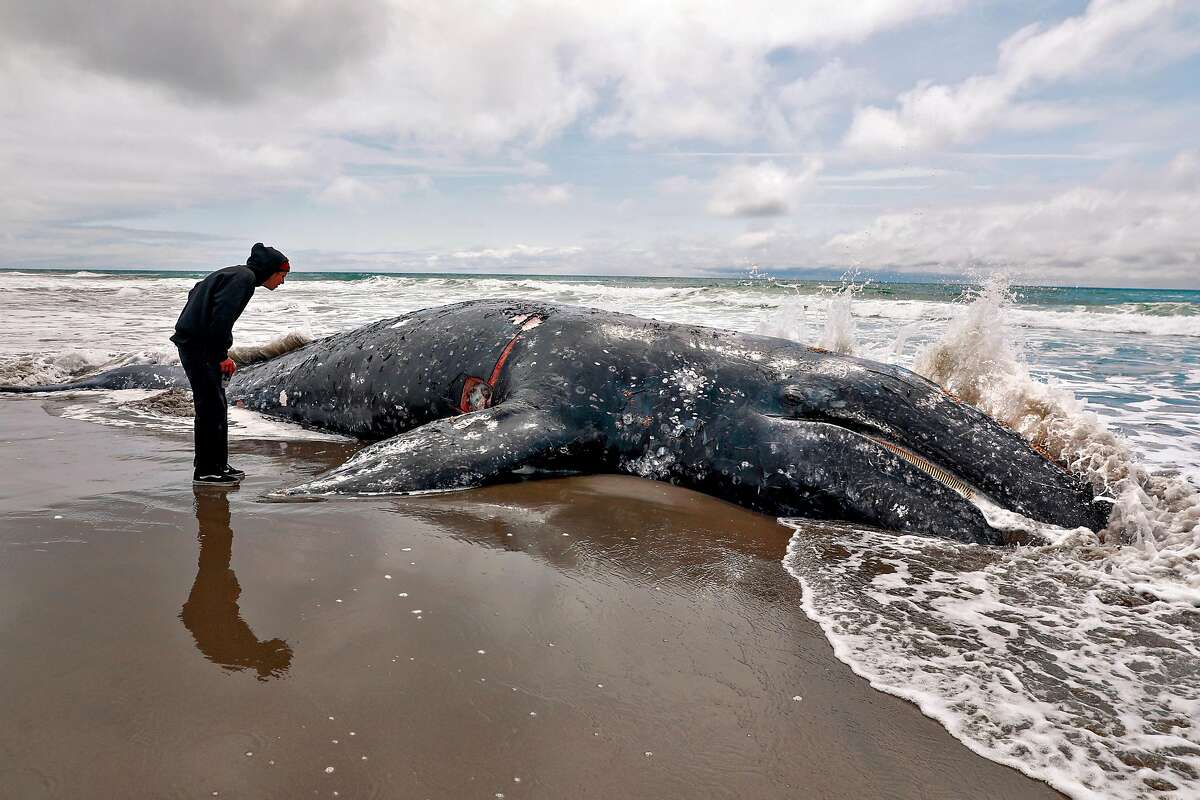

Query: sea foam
left=782, top=276, right=1200, bottom=800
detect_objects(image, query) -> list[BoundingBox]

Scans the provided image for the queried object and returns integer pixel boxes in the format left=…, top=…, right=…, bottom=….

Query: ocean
left=1, top=268, right=1198, bottom=798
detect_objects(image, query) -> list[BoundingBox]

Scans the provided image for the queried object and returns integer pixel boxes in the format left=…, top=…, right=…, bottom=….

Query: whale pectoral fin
left=279, top=401, right=587, bottom=496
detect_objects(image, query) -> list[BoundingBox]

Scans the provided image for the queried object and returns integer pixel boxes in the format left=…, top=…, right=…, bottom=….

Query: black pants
left=178, top=348, right=228, bottom=474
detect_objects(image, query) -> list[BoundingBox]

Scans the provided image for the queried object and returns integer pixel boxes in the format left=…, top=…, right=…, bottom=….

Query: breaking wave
left=0, top=330, right=311, bottom=388
left=782, top=276, right=1200, bottom=800
left=0, top=349, right=176, bottom=388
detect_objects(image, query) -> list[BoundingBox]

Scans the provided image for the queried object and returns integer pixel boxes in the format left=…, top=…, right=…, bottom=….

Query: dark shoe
left=223, top=464, right=246, bottom=479
left=194, top=470, right=241, bottom=486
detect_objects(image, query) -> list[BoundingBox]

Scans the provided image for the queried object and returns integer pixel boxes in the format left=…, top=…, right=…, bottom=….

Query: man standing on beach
left=171, top=243, right=290, bottom=486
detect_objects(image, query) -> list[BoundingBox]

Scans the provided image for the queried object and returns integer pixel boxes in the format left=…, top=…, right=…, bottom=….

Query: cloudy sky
left=1, top=0, right=1198, bottom=287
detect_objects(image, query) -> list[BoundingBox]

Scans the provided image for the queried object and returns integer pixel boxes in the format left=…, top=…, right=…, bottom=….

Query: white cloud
left=575, top=3, right=961, bottom=144
left=707, top=160, right=822, bottom=217
left=0, top=0, right=390, bottom=101
left=0, top=54, right=386, bottom=227
left=996, top=101, right=1104, bottom=133
left=0, top=223, right=241, bottom=270
left=314, top=173, right=432, bottom=208
left=4, top=1, right=967, bottom=156
left=1166, top=149, right=1200, bottom=188
left=448, top=244, right=584, bottom=261
left=823, top=153, right=1200, bottom=286
left=0, top=0, right=1195, bottom=287
left=819, top=166, right=957, bottom=182
left=655, top=175, right=702, bottom=196
left=732, top=229, right=780, bottom=249
left=770, top=59, right=880, bottom=143
left=844, top=0, right=1200, bottom=157
left=503, top=183, right=574, bottom=206
left=0, top=1, right=960, bottom=230
left=315, top=177, right=382, bottom=206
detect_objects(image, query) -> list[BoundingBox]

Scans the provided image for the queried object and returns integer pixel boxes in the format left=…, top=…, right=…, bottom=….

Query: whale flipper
left=280, top=401, right=592, bottom=496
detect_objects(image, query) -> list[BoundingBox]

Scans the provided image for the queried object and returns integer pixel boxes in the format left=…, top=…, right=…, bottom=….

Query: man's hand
left=220, top=358, right=237, bottom=378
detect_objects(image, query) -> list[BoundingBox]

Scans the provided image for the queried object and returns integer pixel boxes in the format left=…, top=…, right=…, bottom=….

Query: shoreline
left=0, top=395, right=1063, bottom=798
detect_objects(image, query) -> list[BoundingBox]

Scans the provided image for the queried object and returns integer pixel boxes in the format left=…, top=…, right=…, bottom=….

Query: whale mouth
left=851, top=429, right=1061, bottom=543
left=861, top=434, right=983, bottom=503
left=774, top=411, right=994, bottom=507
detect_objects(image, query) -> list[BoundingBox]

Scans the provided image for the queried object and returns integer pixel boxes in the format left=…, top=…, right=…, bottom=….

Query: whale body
left=3, top=300, right=1109, bottom=542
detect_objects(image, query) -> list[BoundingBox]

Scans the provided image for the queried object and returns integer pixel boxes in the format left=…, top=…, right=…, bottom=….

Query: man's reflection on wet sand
left=180, top=487, right=293, bottom=680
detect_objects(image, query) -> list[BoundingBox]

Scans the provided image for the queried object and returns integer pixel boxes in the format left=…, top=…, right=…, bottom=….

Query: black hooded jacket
left=170, top=243, right=288, bottom=356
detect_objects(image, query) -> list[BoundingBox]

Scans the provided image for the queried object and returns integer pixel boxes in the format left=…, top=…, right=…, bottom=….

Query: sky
left=1, top=0, right=1198, bottom=287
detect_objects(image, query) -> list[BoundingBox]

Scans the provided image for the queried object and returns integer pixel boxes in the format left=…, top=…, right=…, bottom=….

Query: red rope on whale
left=456, top=316, right=542, bottom=414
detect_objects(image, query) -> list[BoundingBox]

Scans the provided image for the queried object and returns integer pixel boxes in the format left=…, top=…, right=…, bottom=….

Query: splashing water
left=818, top=279, right=864, bottom=355
left=890, top=321, right=922, bottom=362
left=784, top=276, right=1200, bottom=800
left=753, top=292, right=810, bottom=343
left=753, top=275, right=865, bottom=355
left=913, top=276, right=1134, bottom=504
left=911, top=276, right=1200, bottom=566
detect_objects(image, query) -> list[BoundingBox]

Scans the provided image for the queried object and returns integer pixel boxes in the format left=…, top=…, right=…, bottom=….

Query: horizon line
left=0, top=266, right=1195, bottom=294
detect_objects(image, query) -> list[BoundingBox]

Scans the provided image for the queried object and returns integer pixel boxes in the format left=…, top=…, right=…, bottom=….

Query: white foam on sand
left=781, top=277, right=1200, bottom=800
left=56, top=389, right=350, bottom=442
left=783, top=523, right=1200, bottom=800
left=0, top=348, right=178, bottom=387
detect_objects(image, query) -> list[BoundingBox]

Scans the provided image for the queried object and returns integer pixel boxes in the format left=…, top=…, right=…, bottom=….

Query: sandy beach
left=0, top=395, right=1063, bottom=799
left=5, top=1, right=1200, bottom=792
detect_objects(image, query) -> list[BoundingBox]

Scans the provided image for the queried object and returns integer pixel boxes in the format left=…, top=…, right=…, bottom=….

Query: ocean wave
left=846, top=299, right=1200, bottom=336
left=1108, top=302, right=1200, bottom=317
left=0, top=349, right=175, bottom=387
left=1010, top=308, right=1200, bottom=336
left=3, top=271, right=1195, bottom=337
left=0, top=329, right=315, bottom=388
left=358, top=274, right=423, bottom=288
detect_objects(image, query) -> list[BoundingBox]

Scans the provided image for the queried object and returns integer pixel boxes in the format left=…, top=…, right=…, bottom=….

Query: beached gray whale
left=2, top=300, right=1109, bottom=542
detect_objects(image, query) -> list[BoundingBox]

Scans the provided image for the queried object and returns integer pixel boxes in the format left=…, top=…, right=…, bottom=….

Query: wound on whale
left=2, top=300, right=1110, bottom=543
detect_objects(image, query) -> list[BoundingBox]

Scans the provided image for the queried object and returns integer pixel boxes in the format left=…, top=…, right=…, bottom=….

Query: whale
left=2, top=300, right=1109, bottom=543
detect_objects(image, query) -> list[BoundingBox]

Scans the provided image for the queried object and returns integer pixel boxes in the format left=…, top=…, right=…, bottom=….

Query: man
left=171, top=243, right=290, bottom=485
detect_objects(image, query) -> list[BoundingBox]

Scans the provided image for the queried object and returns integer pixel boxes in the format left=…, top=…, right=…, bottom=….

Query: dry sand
left=0, top=395, right=1062, bottom=799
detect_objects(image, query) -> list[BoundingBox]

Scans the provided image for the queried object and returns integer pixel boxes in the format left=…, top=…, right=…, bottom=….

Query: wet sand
left=0, top=396, right=1063, bottom=799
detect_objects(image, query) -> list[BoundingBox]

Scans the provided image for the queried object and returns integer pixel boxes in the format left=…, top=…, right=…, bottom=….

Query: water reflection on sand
left=181, top=487, right=293, bottom=680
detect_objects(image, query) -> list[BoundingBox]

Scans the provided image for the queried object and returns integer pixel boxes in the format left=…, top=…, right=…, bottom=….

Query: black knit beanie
left=246, top=242, right=289, bottom=284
